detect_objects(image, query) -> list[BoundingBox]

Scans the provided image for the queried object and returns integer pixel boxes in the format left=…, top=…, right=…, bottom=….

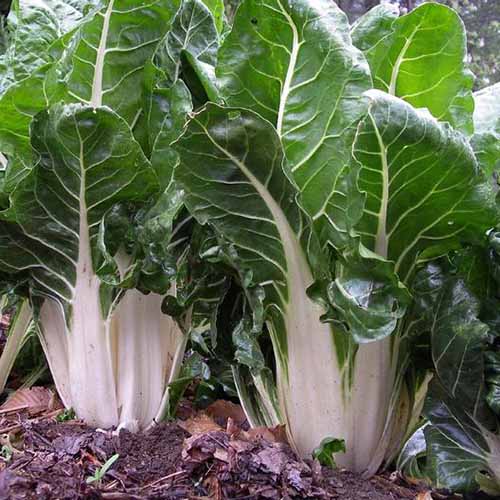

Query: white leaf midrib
left=77, top=135, right=90, bottom=286
left=276, top=0, right=299, bottom=137
left=369, top=112, right=389, bottom=259
left=388, top=24, right=420, bottom=96
left=91, top=0, right=115, bottom=107
left=195, top=117, right=312, bottom=294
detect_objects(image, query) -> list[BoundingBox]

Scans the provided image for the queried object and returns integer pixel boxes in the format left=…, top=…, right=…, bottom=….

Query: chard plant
left=0, top=0, right=224, bottom=430
left=174, top=0, right=498, bottom=476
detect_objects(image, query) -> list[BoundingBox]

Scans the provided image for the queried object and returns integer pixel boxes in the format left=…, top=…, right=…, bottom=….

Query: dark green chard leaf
left=232, top=312, right=282, bottom=427
left=399, top=241, right=500, bottom=495
left=350, top=3, right=399, bottom=55
left=352, top=3, right=474, bottom=133
left=328, top=243, right=410, bottom=343
left=133, top=186, right=185, bottom=293
left=51, top=0, right=181, bottom=125
left=180, top=50, right=220, bottom=106
left=0, top=0, right=89, bottom=91
left=143, top=0, right=219, bottom=187
left=156, top=0, right=220, bottom=109
left=396, top=424, right=430, bottom=484
left=425, top=381, right=500, bottom=495
left=414, top=263, right=492, bottom=421
left=232, top=317, right=266, bottom=373
left=161, top=350, right=210, bottom=418
left=217, top=0, right=371, bottom=247
left=415, top=262, right=500, bottom=494
left=160, top=0, right=218, bottom=89
left=0, top=0, right=94, bottom=194
left=353, top=90, right=496, bottom=283
left=96, top=184, right=185, bottom=296
left=162, top=221, right=230, bottom=328
left=0, top=67, right=53, bottom=193
left=146, top=81, right=192, bottom=189
left=0, top=2, right=59, bottom=88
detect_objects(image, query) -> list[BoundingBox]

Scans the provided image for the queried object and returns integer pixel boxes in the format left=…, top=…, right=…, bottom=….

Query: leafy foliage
left=313, top=437, right=346, bottom=468
left=0, top=1, right=498, bottom=494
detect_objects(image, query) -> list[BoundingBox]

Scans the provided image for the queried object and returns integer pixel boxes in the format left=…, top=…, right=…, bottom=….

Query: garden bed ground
left=0, top=389, right=454, bottom=500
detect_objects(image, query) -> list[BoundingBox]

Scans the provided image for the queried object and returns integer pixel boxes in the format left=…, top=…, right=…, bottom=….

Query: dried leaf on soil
left=178, top=412, right=223, bottom=436
left=205, top=400, right=247, bottom=427
left=416, top=493, right=433, bottom=500
left=0, top=387, right=62, bottom=415
left=246, top=424, right=288, bottom=444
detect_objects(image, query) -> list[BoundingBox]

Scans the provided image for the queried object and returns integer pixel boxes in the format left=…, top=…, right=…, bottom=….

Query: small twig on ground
left=101, top=493, right=144, bottom=500
left=139, top=470, right=186, bottom=491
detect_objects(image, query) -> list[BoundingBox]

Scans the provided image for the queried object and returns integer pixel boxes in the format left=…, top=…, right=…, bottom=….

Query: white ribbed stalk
left=67, top=140, right=118, bottom=427
left=38, top=299, right=72, bottom=408
left=114, top=289, right=184, bottom=429
left=91, top=0, right=114, bottom=107
left=0, top=300, right=33, bottom=393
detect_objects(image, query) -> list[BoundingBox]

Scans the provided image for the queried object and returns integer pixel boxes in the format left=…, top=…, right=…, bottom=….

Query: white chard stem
left=0, top=301, right=33, bottom=393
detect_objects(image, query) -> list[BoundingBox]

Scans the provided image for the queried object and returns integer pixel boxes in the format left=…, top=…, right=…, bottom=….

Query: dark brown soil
left=0, top=415, right=427, bottom=500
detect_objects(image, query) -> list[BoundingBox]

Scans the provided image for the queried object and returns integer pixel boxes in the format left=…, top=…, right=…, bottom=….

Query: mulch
left=0, top=402, right=437, bottom=500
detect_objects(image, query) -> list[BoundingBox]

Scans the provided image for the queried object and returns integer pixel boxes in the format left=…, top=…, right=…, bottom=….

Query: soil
left=0, top=406, right=434, bottom=500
